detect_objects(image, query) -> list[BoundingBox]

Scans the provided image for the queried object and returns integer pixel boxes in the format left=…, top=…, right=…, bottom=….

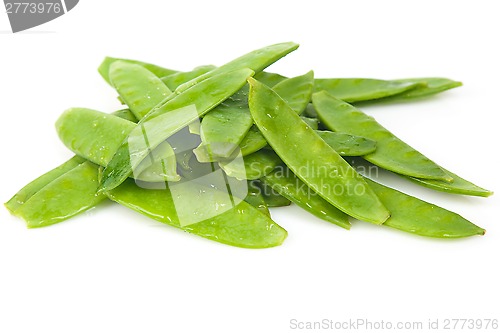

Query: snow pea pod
left=235, top=72, right=315, bottom=156
left=98, top=68, right=254, bottom=193
left=301, top=117, right=319, bottom=129
left=313, top=91, right=451, bottom=181
left=174, top=42, right=298, bottom=94
left=161, top=65, right=216, bottom=91
left=56, top=108, right=181, bottom=182
left=366, top=178, right=485, bottom=238
left=248, top=77, right=390, bottom=224
left=106, top=178, right=287, bottom=248
left=316, top=131, right=377, bottom=156
left=245, top=181, right=271, bottom=216
left=407, top=169, right=493, bottom=197
left=109, top=61, right=172, bottom=119
left=13, top=162, right=106, bottom=228
left=262, top=167, right=350, bottom=229
left=257, top=182, right=291, bottom=207
left=313, top=78, right=421, bottom=103
left=253, top=71, right=287, bottom=87
left=5, top=156, right=86, bottom=214
left=198, top=102, right=253, bottom=158
left=98, top=57, right=178, bottom=85
left=219, top=149, right=281, bottom=180
left=382, top=78, right=462, bottom=101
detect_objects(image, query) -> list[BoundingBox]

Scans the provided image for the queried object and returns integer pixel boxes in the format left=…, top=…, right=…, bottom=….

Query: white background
left=1, top=1, right=499, bottom=332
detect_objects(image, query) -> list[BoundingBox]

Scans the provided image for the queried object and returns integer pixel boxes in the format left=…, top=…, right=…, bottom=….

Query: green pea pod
left=262, top=167, right=350, bottom=229
left=253, top=71, right=287, bottom=87
left=109, top=61, right=172, bottom=119
left=313, top=78, right=421, bottom=103
left=248, top=77, right=390, bottom=224
left=365, top=178, right=485, bottom=238
left=198, top=71, right=314, bottom=159
left=257, top=181, right=292, bottom=207
left=407, top=169, right=493, bottom=197
left=219, top=150, right=281, bottom=180
left=6, top=109, right=138, bottom=226
left=56, top=108, right=181, bottom=181
left=133, top=141, right=181, bottom=182
left=13, top=162, right=106, bottom=228
left=316, top=131, right=377, bottom=156
left=245, top=181, right=271, bottom=216
left=301, top=117, right=319, bottom=130
left=273, top=70, right=314, bottom=114
left=106, top=178, right=287, bottom=248
left=98, top=57, right=178, bottom=85
left=198, top=103, right=253, bottom=158
left=99, top=68, right=254, bottom=193
left=236, top=72, right=316, bottom=156
left=383, top=78, right=462, bottom=101
left=161, top=65, right=217, bottom=91
left=175, top=42, right=299, bottom=94
left=239, top=125, right=268, bottom=156
left=5, top=156, right=86, bottom=213
left=313, top=91, right=451, bottom=181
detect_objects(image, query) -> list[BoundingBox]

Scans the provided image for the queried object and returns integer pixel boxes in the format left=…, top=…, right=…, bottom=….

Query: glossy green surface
left=109, top=61, right=172, bottom=119
left=259, top=183, right=292, bottom=207
left=245, top=181, right=271, bottom=216
left=238, top=125, right=268, bottom=156
left=107, top=178, right=287, bottom=248
left=273, top=71, right=314, bottom=114
left=262, top=167, right=350, bottom=229
left=387, top=78, right=462, bottom=101
left=219, top=150, right=281, bottom=180
left=301, top=117, right=319, bottom=129
left=56, top=108, right=136, bottom=167
left=5, top=156, right=86, bottom=213
left=366, top=179, right=485, bottom=238
left=248, top=78, right=389, bottom=224
left=98, top=57, right=178, bottom=85
left=313, top=78, right=421, bottom=103
left=199, top=103, right=253, bottom=158
left=14, top=162, right=106, bottom=228
left=316, top=131, right=377, bottom=156
left=175, top=42, right=298, bottom=94
left=161, top=65, right=216, bottom=91
left=99, top=68, right=254, bottom=193
left=408, top=169, right=493, bottom=197
left=313, top=91, right=451, bottom=181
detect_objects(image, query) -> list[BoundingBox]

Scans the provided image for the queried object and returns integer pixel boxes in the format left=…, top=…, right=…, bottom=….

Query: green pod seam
left=248, top=77, right=390, bottom=224
left=313, top=91, right=451, bottom=181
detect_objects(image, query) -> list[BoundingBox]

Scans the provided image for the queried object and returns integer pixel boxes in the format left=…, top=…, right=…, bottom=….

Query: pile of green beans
left=5, top=42, right=492, bottom=248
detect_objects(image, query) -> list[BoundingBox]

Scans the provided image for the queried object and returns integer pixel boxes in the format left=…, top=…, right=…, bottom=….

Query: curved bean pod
left=106, top=178, right=287, bottom=248
left=366, top=178, right=485, bottom=238
left=98, top=57, right=178, bottom=85
left=98, top=68, right=254, bottom=193
left=316, top=131, right=377, bottom=156
left=313, top=91, right=451, bottom=181
left=248, top=77, right=390, bottom=224
left=262, top=167, right=350, bottom=229
left=161, top=65, right=216, bottom=91
left=109, top=61, right=172, bottom=119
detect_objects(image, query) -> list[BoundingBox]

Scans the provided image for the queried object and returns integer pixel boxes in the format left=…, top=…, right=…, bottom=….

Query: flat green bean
left=366, top=178, right=485, bottom=238
left=98, top=57, right=178, bottom=85
left=313, top=91, right=451, bottom=181
left=98, top=68, right=254, bottom=193
left=248, top=77, right=390, bottom=224
left=106, top=178, right=287, bottom=248
left=262, top=167, right=350, bottom=229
